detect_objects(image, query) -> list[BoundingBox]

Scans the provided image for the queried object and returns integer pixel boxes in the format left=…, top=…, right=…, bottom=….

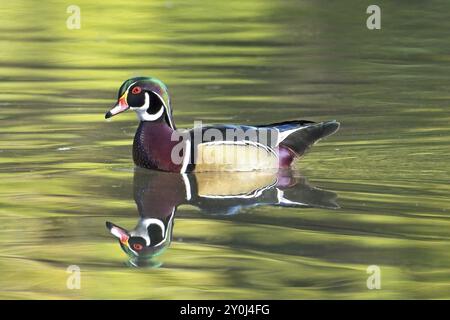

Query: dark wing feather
left=256, top=120, right=316, bottom=132
left=277, top=120, right=340, bottom=156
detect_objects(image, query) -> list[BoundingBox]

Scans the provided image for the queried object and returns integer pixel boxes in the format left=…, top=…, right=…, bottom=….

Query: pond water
left=0, top=0, right=449, bottom=299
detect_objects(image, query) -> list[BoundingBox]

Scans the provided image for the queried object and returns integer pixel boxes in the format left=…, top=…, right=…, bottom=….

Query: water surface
left=0, top=0, right=449, bottom=299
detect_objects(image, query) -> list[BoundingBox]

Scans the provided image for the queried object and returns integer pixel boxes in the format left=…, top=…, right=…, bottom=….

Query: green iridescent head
left=105, top=76, right=175, bottom=128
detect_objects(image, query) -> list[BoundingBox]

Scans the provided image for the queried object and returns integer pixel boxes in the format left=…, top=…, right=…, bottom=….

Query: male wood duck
left=105, top=77, right=339, bottom=172
left=106, top=169, right=338, bottom=266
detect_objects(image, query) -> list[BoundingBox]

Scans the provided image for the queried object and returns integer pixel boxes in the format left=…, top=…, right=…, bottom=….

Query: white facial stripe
left=130, top=218, right=164, bottom=246
left=136, top=106, right=164, bottom=121
left=126, top=82, right=174, bottom=127
left=153, top=209, right=175, bottom=247
left=152, top=91, right=175, bottom=129
left=128, top=209, right=175, bottom=250
left=131, top=218, right=166, bottom=246
left=131, top=92, right=165, bottom=121
left=130, top=91, right=150, bottom=110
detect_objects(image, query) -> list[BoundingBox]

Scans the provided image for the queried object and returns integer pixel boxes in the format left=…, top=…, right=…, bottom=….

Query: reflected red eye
left=131, top=87, right=142, bottom=94
left=133, top=243, right=143, bottom=251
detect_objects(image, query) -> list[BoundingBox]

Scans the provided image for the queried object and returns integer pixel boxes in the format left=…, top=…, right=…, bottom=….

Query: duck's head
left=106, top=216, right=174, bottom=262
left=105, top=77, right=175, bottom=128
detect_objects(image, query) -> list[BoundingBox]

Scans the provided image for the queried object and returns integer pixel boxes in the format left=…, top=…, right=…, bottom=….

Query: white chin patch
left=135, top=106, right=164, bottom=121
left=131, top=92, right=165, bottom=121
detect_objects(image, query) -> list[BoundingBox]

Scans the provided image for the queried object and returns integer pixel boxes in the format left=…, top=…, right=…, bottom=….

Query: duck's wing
left=179, top=121, right=339, bottom=172
left=183, top=124, right=281, bottom=172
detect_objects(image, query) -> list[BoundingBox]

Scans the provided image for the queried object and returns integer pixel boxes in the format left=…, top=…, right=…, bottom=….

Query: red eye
left=133, top=243, right=143, bottom=251
left=131, top=86, right=142, bottom=94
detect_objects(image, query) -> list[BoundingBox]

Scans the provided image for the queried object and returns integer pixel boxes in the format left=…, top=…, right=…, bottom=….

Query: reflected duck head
left=106, top=214, right=174, bottom=261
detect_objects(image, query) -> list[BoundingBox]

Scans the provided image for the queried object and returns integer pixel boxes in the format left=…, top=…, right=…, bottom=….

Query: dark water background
left=0, top=0, right=449, bottom=298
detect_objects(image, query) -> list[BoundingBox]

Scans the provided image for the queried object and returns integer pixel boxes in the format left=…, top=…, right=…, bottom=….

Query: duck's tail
left=269, top=120, right=340, bottom=157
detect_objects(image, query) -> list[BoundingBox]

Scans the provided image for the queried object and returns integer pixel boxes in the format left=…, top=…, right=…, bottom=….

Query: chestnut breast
left=133, top=121, right=182, bottom=172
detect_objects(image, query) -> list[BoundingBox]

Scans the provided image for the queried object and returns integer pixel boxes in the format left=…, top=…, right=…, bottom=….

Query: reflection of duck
left=105, top=77, right=340, bottom=172
left=106, top=169, right=338, bottom=266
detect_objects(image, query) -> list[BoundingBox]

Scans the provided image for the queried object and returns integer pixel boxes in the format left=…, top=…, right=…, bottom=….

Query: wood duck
left=106, top=169, right=338, bottom=266
left=105, top=77, right=340, bottom=172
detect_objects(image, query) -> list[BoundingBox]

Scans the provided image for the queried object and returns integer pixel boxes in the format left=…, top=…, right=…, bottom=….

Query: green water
left=0, top=0, right=449, bottom=299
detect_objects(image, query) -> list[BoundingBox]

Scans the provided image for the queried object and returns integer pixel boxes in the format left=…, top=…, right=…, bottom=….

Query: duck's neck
left=134, top=171, right=187, bottom=219
left=133, top=121, right=182, bottom=172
